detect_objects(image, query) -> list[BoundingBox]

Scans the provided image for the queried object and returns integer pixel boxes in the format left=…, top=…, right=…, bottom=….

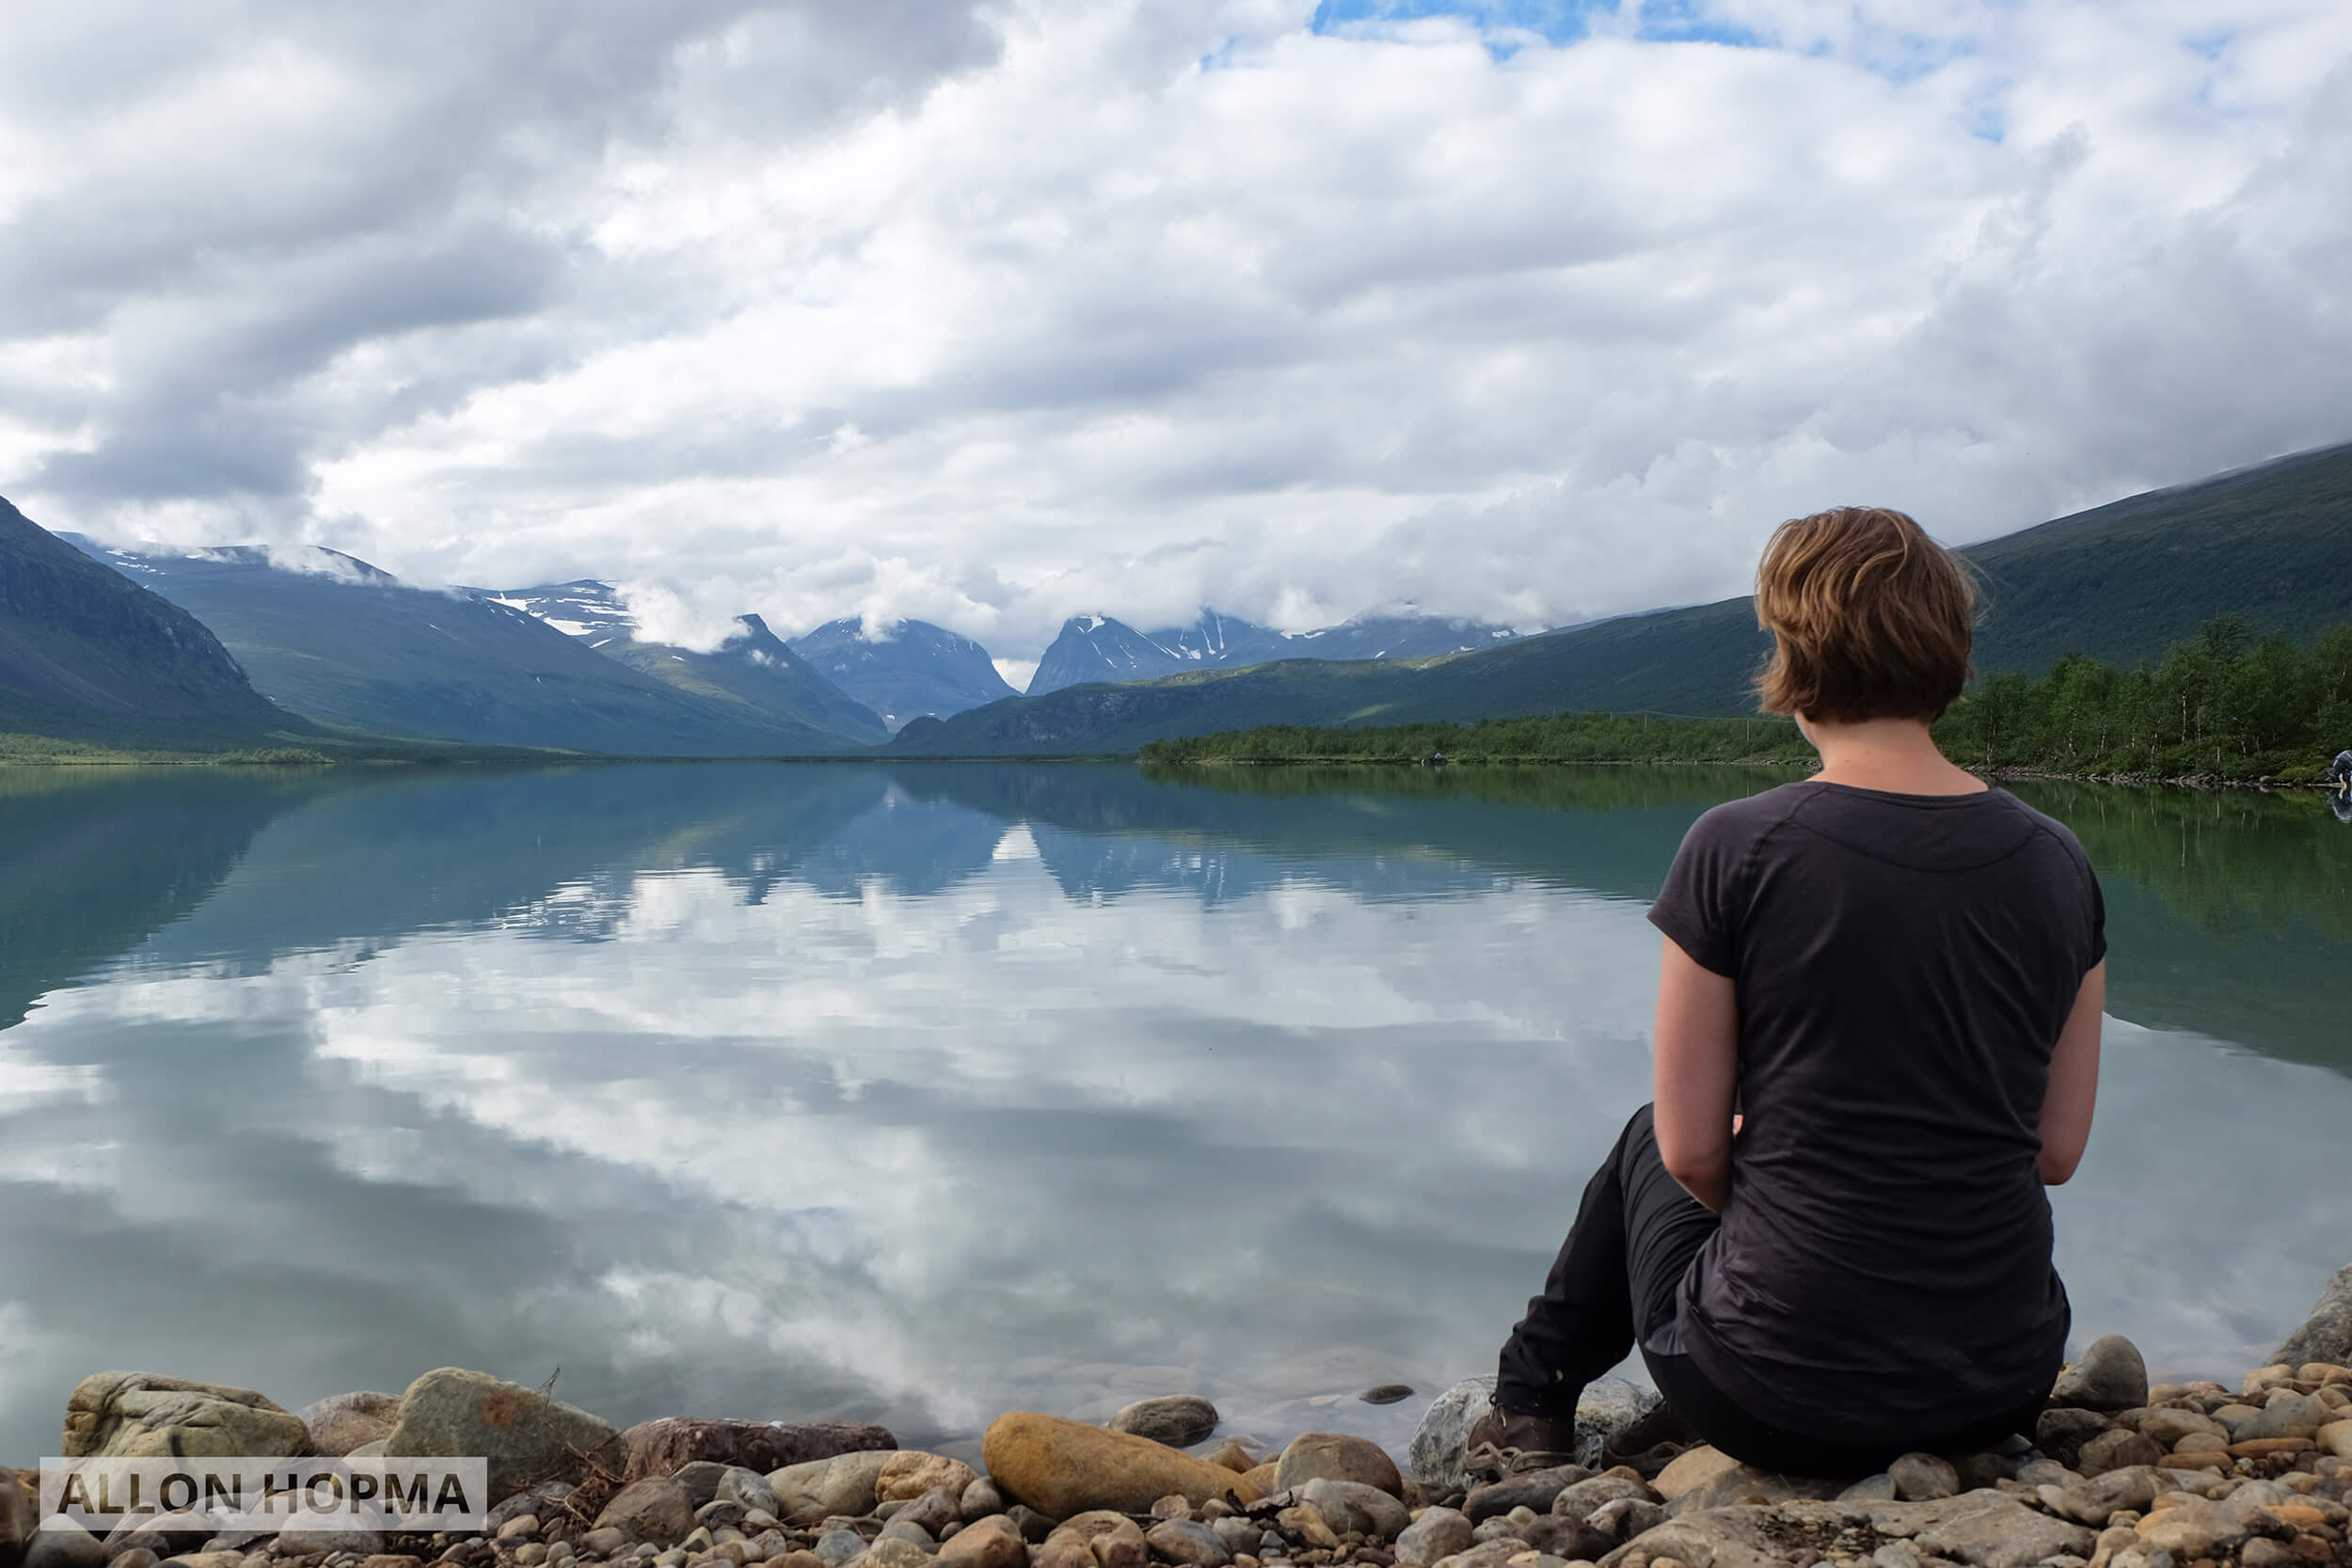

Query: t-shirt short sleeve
left=1647, top=802, right=1755, bottom=977
left=2074, top=834, right=2108, bottom=974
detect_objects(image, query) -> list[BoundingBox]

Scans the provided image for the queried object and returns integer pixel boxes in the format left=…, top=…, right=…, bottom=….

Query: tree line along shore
left=1139, top=618, right=2352, bottom=787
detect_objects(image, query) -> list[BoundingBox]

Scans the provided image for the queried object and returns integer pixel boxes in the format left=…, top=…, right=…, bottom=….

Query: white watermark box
left=40, top=1456, right=492, bottom=1532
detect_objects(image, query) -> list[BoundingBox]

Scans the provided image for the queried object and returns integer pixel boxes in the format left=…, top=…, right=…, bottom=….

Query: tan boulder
left=1652, top=1446, right=1741, bottom=1503
left=981, top=1412, right=1262, bottom=1519
left=2318, top=1418, right=2352, bottom=1460
left=768, top=1450, right=897, bottom=1525
left=1272, top=1433, right=1402, bottom=1497
left=63, top=1373, right=309, bottom=1460
left=935, top=1516, right=1027, bottom=1568
left=877, top=1451, right=979, bottom=1505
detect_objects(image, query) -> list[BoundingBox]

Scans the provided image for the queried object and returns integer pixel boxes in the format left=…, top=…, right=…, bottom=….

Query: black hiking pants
left=1495, top=1104, right=2043, bottom=1476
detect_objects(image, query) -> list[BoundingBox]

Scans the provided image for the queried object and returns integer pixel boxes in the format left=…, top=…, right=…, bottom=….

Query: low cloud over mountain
left=5, top=1, right=2350, bottom=661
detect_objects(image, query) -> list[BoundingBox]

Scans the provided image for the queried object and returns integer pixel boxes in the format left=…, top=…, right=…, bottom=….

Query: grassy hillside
left=894, top=440, right=2352, bottom=754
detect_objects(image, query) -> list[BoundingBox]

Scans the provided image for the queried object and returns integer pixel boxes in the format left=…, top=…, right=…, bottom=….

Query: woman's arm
left=1653, top=935, right=1740, bottom=1212
left=2038, top=959, right=2105, bottom=1185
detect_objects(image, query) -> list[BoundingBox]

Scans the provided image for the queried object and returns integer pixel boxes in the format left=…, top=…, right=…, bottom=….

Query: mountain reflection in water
left=0, top=762, right=2344, bottom=1463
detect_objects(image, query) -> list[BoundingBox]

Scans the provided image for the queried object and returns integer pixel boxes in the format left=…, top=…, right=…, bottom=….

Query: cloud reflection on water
left=0, top=764, right=2345, bottom=1463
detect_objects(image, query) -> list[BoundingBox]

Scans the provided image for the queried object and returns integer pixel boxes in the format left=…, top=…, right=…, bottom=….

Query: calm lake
left=3, top=762, right=2348, bottom=1465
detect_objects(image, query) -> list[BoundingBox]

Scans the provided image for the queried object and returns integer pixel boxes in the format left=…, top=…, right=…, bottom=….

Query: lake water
left=3, top=762, right=2348, bottom=1466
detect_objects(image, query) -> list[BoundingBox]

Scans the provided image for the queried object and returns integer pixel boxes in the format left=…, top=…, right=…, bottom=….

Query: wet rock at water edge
left=1274, top=1433, right=1403, bottom=1497
left=2275, top=1262, right=2352, bottom=1370
left=1409, top=1377, right=1498, bottom=1493
left=63, top=1374, right=310, bottom=1461
left=2052, top=1338, right=2151, bottom=1415
left=384, top=1368, right=625, bottom=1500
left=1107, top=1397, right=1220, bottom=1449
left=982, top=1412, right=1263, bottom=1518
left=1361, top=1386, right=1416, bottom=1407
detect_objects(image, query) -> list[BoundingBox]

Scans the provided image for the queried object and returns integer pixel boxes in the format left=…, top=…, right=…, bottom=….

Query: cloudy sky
left=3, top=0, right=2349, bottom=661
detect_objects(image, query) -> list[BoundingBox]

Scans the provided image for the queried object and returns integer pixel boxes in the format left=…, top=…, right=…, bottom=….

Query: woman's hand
left=1653, top=934, right=1739, bottom=1212
left=2038, top=960, right=2104, bottom=1184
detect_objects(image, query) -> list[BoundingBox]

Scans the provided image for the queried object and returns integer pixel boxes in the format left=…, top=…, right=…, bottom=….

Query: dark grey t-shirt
left=1647, top=781, right=2105, bottom=1442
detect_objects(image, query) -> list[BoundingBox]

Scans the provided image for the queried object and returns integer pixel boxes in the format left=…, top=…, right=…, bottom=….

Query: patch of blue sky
left=1303, top=0, right=1981, bottom=87
left=1305, top=0, right=1760, bottom=50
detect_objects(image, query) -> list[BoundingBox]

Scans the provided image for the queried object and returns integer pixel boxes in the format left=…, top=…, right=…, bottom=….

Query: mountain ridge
left=787, top=617, right=1020, bottom=729
left=478, top=580, right=889, bottom=746
left=896, top=439, right=2352, bottom=755
left=0, top=497, right=297, bottom=746
left=1025, top=604, right=1528, bottom=694
left=69, top=540, right=877, bottom=755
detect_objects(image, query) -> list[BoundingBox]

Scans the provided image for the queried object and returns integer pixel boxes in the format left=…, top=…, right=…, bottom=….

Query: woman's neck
left=1799, top=715, right=1987, bottom=795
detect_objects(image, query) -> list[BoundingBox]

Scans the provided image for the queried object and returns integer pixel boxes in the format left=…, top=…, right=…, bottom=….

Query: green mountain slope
left=70, top=540, right=873, bottom=756
left=0, top=495, right=298, bottom=746
left=895, top=440, right=2352, bottom=754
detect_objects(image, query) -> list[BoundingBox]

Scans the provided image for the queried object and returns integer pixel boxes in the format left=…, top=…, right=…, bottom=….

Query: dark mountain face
left=787, top=618, right=1017, bottom=729
left=1025, top=606, right=1527, bottom=695
left=899, top=439, right=2352, bottom=753
left=480, top=581, right=888, bottom=746
left=0, top=498, right=287, bottom=741
left=1027, top=615, right=1192, bottom=693
left=72, top=542, right=873, bottom=756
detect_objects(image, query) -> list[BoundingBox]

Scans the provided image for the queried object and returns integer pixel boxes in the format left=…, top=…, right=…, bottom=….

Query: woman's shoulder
left=1678, top=782, right=1818, bottom=856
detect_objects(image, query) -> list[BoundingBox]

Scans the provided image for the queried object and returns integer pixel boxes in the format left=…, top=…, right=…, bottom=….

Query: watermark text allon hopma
left=40, top=1456, right=491, bottom=1532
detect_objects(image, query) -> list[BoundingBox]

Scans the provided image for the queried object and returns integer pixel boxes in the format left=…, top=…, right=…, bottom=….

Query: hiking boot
left=1599, top=1399, right=1698, bottom=1466
left=1463, top=1402, right=1581, bottom=1481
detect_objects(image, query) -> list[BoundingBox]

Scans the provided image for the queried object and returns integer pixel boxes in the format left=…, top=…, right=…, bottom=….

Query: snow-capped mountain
left=1025, top=604, right=1528, bottom=694
left=478, top=580, right=889, bottom=746
left=787, top=618, right=1018, bottom=731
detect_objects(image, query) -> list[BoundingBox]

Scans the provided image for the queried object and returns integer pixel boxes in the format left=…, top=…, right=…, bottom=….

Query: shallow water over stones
left=0, top=762, right=2346, bottom=1463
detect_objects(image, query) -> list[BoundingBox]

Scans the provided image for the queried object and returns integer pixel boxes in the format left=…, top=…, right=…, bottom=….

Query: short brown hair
left=1754, top=506, right=1975, bottom=722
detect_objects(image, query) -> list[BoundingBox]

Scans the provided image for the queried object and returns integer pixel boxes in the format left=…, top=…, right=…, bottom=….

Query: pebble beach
left=10, top=1264, right=2349, bottom=1568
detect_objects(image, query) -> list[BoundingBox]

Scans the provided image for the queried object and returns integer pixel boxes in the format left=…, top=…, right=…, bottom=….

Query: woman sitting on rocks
left=1470, top=506, right=2108, bottom=1477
